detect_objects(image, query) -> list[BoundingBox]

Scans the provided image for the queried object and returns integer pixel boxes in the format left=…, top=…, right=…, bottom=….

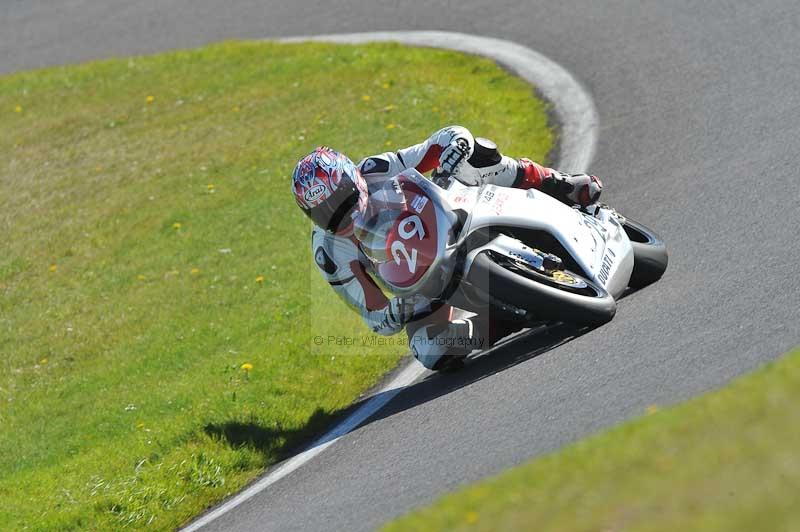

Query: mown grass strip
left=0, top=40, right=552, bottom=530
left=383, top=347, right=800, bottom=532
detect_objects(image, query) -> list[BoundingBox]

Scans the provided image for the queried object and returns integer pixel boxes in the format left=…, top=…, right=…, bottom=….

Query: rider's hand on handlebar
left=438, top=138, right=472, bottom=175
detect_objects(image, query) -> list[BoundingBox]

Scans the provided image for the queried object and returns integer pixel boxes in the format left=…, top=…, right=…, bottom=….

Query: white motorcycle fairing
left=410, top=172, right=635, bottom=299
left=357, top=166, right=668, bottom=330
left=450, top=181, right=633, bottom=298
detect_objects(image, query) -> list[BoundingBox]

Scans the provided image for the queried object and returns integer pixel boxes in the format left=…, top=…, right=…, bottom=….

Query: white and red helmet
left=292, top=147, right=368, bottom=233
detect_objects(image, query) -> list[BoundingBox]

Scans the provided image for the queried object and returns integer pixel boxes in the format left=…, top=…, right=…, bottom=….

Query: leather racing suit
left=310, top=126, right=602, bottom=370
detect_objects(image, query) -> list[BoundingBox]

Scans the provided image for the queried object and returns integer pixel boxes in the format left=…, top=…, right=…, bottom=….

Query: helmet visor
left=306, top=177, right=360, bottom=232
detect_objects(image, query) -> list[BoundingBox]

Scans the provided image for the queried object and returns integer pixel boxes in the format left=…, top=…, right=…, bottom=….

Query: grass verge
left=0, top=40, right=552, bottom=530
left=382, top=347, right=800, bottom=532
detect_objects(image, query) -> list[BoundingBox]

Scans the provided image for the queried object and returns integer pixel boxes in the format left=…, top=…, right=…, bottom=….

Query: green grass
left=382, top=347, right=800, bottom=532
left=0, top=40, right=552, bottom=530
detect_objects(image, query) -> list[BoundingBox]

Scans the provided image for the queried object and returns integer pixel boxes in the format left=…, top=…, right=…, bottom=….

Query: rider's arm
left=433, top=135, right=603, bottom=205
left=358, top=124, right=602, bottom=206
left=357, top=125, right=475, bottom=180
left=311, top=228, right=407, bottom=336
left=357, top=124, right=552, bottom=186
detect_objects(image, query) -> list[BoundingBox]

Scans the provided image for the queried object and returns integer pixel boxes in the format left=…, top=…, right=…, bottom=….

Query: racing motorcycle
left=355, top=143, right=668, bottom=327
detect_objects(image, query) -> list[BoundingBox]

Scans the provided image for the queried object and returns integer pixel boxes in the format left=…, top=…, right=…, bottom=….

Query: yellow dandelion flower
left=40, top=358, right=48, bottom=365
left=14, top=105, right=23, bottom=113
left=190, top=268, right=200, bottom=275
left=361, top=95, right=371, bottom=102
left=172, top=222, right=182, bottom=229
left=385, top=141, right=392, bottom=146
left=49, top=264, right=58, bottom=272
left=137, top=274, right=146, bottom=281
left=432, top=106, right=439, bottom=113
left=255, top=275, right=265, bottom=284
left=241, top=363, right=253, bottom=371
left=646, top=404, right=659, bottom=415
left=145, top=95, right=155, bottom=104
left=232, top=106, right=240, bottom=112
left=382, top=82, right=390, bottom=89
left=382, top=104, right=396, bottom=112
left=465, top=511, right=479, bottom=524
left=207, top=183, right=215, bottom=191
left=385, top=123, right=396, bottom=130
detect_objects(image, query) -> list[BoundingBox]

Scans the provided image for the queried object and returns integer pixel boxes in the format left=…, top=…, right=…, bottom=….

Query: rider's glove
left=547, top=172, right=603, bottom=207
left=438, top=138, right=472, bottom=175
left=386, top=296, right=416, bottom=330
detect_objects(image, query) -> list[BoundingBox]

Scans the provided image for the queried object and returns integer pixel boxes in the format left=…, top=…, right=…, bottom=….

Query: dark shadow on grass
left=205, top=321, right=589, bottom=462
left=210, top=279, right=661, bottom=468
left=204, top=408, right=336, bottom=460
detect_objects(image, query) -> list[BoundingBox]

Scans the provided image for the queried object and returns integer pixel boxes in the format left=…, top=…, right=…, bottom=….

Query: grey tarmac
left=3, top=2, right=799, bottom=531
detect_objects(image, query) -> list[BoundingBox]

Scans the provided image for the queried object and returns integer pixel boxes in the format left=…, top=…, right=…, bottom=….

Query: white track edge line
left=280, top=31, right=598, bottom=173
left=182, top=362, right=424, bottom=532
left=182, top=30, right=598, bottom=531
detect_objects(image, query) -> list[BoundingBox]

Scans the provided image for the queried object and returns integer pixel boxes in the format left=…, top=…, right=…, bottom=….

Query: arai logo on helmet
left=304, top=184, right=327, bottom=203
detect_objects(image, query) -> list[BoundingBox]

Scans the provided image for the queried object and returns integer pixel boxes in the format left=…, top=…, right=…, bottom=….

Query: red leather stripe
left=415, top=145, right=443, bottom=174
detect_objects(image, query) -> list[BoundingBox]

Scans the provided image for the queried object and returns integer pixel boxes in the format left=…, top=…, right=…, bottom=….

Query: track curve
left=3, top=2, right=799, bottom=531
left=181, top=32, right=596, bottom=531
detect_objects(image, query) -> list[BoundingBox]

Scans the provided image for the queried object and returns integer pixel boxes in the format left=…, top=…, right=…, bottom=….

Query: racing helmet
left=292, top=147, right=368, bottom=233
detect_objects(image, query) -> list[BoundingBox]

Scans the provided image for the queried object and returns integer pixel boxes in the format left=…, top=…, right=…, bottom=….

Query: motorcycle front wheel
left=621, top=217, right=669, bottom=289
left=465, top=251, right=617, bottom=326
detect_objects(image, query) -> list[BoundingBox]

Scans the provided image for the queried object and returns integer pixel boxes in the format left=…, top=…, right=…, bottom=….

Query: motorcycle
left=354, top=160, right=668, bottom=327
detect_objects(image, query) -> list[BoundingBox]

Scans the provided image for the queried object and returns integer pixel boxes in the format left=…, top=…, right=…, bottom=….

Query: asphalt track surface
left=4, top=2, right=799, bottom=531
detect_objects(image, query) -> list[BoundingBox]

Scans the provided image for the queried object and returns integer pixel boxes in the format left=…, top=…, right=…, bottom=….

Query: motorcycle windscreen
left=354, top=177, right=442, bottom=291
left=354, top=179, right=409, bottom=264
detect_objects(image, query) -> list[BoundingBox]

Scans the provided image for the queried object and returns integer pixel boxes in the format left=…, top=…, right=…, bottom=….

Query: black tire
left=466, top=251, right=616, bottom=326
left=622, top=218, right=669, bottom=289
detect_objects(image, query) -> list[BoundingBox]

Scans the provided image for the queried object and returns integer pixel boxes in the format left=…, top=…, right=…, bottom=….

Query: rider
left=292, top=126, right=603, bottom=371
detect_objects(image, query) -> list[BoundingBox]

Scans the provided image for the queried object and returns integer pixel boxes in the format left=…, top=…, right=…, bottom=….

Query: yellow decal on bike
left=551, top=271, right=578, bottom=285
